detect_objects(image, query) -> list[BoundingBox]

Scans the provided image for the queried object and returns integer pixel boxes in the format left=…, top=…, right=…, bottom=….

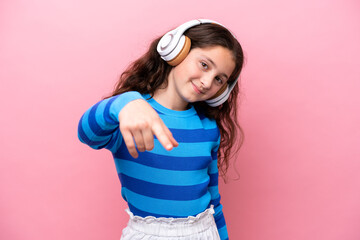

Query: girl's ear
left=166, top=36, right=191, bottom=66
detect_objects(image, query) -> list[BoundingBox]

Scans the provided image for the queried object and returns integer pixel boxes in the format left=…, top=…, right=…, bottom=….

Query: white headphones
left=157, top=19, right=239, bottom=107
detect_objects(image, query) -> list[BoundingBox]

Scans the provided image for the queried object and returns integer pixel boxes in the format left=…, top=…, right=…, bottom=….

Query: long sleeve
left=77, top=91, right=143, bottom=152
left=208, top=135, right=229, bottom=240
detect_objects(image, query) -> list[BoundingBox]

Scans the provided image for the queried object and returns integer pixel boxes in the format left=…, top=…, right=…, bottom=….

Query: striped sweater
left=78, top=91, right=229, bottom=240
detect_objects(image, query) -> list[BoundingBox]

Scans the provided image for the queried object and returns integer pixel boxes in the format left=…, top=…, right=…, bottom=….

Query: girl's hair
left=105, top=23, right=244, bottom=179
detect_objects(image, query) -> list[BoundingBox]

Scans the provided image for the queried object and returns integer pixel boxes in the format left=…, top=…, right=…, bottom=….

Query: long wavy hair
left=105, top=23, right=244, bottom=179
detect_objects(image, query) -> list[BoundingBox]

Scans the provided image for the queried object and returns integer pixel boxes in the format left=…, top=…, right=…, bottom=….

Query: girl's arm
left=208, top=136, right=229, bottom=240
left=78, top=91, right=177, bottom=156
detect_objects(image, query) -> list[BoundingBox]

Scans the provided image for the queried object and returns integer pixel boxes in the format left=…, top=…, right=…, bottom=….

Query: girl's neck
left=153, top=80, right=189, bottom=111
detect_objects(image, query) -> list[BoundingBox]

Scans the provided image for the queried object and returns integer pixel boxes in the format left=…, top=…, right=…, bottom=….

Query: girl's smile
left=191, top=81, right=204, bottom=94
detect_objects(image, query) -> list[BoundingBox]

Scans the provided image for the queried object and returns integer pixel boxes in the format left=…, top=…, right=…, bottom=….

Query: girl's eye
left=215, top=76, right=223, bottom=84
left=200, top=62, right=208, bottom=69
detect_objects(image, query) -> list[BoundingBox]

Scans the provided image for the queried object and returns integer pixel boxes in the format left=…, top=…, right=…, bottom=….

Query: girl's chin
left=182, top=95, right=205, bottom=104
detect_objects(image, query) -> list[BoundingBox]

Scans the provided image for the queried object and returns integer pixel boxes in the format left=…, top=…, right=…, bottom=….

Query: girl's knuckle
left=138, top=122, right=149, bottom=129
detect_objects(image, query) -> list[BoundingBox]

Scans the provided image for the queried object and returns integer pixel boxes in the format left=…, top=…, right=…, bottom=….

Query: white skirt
left=120, top=205, right=220, bottom=240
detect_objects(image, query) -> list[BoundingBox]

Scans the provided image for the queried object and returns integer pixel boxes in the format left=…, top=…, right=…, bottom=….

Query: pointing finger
left=162, top=121, right=178, bottom=147
left=152, top=122, right=175, bottom=151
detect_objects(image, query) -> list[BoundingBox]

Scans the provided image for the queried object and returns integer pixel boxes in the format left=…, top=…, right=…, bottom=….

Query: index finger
left=151, top=121, right=177, bottom=151
left=162, top=122, right=179, bottom=147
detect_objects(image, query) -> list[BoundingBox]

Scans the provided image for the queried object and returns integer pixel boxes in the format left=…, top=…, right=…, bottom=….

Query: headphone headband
left=157, top=19, right=239, bottom=107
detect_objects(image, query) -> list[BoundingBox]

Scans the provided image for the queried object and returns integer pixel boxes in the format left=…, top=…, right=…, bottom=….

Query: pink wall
left=1, top=0, right=359, bottom=239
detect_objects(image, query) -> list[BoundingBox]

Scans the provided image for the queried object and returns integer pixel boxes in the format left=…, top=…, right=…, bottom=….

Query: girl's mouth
left=191, top=82, right=204, bottom=94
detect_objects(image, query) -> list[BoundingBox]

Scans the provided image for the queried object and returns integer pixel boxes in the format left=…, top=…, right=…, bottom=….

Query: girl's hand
left=118, top=99, right=178, bottom=158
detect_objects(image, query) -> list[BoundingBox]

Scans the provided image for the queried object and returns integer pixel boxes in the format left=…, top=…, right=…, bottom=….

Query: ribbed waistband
left=125, top=205, right=216, bottom=237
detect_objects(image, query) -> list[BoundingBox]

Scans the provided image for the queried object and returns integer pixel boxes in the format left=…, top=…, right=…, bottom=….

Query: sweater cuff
left=109, top=91, right=144, bottom=122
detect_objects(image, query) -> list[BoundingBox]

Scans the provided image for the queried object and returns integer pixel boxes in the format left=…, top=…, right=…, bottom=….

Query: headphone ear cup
left=167, top=36, right=191, bottom=66
left=209, top=83, right=228, bottom=99
left=205, top=84, right=231, bottom=107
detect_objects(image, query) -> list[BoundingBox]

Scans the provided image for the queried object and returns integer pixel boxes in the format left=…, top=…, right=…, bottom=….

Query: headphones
left=157, top=19, right=239, bottom=107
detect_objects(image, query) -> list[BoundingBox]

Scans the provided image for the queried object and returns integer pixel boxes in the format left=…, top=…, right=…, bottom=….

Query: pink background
left=1, top=0, right=359, bottom=239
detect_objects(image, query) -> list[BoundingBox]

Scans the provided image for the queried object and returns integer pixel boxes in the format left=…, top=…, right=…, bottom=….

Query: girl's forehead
left=191, top=46, right=234, bottom=61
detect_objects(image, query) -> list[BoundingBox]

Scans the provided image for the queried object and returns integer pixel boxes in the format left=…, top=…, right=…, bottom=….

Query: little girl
left=78, top=19, right=244, bottom=240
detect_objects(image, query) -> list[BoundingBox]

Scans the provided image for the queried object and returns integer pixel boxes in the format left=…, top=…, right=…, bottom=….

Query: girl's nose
left=200, top=74, right=213, bottom=90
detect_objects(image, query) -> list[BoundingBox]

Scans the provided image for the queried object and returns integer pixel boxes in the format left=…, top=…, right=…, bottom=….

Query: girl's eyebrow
left=202, top=55, right=229, bottom=80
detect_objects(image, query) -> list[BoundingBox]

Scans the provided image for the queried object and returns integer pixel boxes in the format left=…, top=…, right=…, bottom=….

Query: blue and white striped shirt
left=78, top=91, right=229, bottom=240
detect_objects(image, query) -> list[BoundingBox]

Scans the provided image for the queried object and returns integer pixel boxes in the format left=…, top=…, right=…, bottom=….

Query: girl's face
left=167, top=46, right=235, bottom=107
